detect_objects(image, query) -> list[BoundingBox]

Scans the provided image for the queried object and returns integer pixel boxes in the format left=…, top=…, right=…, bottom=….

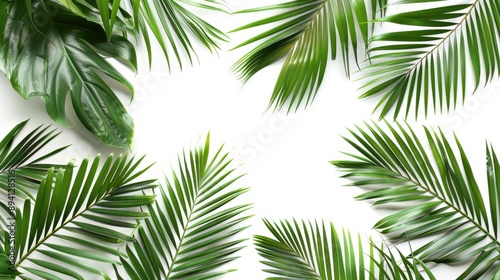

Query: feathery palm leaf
left=332, top=121, right=500, bottom=279
left=131, top=0, right=229, bottom=69
left=255, top=219, right=435, bottom=279
left=120, top=135, right=252, bottom=279
left=0, top=153, right=156, bottom=279
left=96, top=0, right=123, bottom=41
left=0, top=120, right=67, bottom=202
left=1, top=0, right=137, bottom=148
left=231, top=0, right=386, bottom=112
left=360, top=0, right=500, bottom=118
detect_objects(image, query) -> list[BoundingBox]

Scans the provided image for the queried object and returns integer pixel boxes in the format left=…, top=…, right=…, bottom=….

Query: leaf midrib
left=15, top=181, right=120, bottom=268
left=281, top=0, right=328, bottom=58
left=393, top=170, right=500, bottom=249
left=164, top=177, right=204, bottom=279
left=393, top=0, right=480, bottom=82
left=282, top=241, right=323, bottom=279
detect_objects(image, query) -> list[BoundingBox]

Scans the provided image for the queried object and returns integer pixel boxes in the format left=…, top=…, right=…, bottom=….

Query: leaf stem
left=15, top=188, right=118, bottom=268
left=164, top=179, right=202, bottom=278
left=396, top=0, right=480, bottom=79
left=397, top=173, right=500, bottom=248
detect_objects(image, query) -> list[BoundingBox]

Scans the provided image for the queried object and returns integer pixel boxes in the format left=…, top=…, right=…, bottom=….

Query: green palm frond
left=120, top=135, right=252, bottom=279
left=0, top=153, right=157, bottom=279
left=231, top=0, right=386, bottom=113
left=332, top=121, right=500, bottom=279
left=255, top=219, right=435, bottom=279
left=360, top=0, right=500, bottom=118
left=39, top=0, right=229, bottom=71
left=131, top=0, right=229, bottom=69
left=0, top=120, right=66, bottom=217
left=96, top=0, right=123, bottom=41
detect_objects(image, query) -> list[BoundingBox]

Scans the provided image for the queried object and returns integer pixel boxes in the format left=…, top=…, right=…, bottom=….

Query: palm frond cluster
left=255, top=122, right=499, bottom=279
left=0, top=0, right=228, bottom=148
left=0, top=121, right=250, bottom=279
left=233, top=0, right=499, bottom=118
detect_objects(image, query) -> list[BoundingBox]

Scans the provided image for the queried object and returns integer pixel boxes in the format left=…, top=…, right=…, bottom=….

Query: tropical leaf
left=0, top=153, right=156, bottom=279
left=332, top=121, right=500, bottom=279
left=0, top=120, right=67, bottom=239
left=0, top=0, right=138, bottom=148
left=255, top=219, right=435, bottom=279
left=231, top=0, right=386, bottom=112
left=96, top=0, right=123, bottom=40
left=130, top=0, right=230, bottom=68
left=360, top=0, right=500, bottom=118
left=120, top=134, right=252, bottom=279
left=54, top=0, right=229, bottom=68
left=35, top=0, right=134, bottom=37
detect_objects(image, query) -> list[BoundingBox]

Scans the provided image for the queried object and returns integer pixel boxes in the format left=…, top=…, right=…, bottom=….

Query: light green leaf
left=0, top=121, right=66, bottom=203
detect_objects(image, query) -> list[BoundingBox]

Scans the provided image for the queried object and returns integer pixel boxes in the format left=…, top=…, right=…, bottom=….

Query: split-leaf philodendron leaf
left=0, top=0, right=137, bottom=148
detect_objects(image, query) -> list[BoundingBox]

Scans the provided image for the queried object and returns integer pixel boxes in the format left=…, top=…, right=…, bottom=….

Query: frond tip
left=232, top=0, right=385, bottom=113
left=132, top=0, right=229, bottom=69
left=0, top=120, right=67, bottom=200
left=120, top=135, right=252, bottom=279
left=333, top=121, right=500, bottom=279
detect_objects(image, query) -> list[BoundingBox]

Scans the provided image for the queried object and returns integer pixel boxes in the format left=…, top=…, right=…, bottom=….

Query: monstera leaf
left=0, top=0, right=137, bottom=148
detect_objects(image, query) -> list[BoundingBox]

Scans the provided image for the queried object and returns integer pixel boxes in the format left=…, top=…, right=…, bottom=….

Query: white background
left=1, top=0, right=500, bottom=279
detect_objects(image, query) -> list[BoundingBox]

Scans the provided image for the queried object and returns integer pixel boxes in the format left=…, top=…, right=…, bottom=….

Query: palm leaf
left=47, top=0, right=228, bottom=77
left=0, top=120, right=67, bottom=240
left=0, top=153, right=157, bottom=279
left=255, top=219, right=435, bottom=279
left=360, top=0, right=500, bottom=119
left=120, top=134, right=252, bottom=279
left=0, top=0, right=137, bottom=148
left=131, top=0, right=229, bottom=69
left=231, top=0, right=386, bottom=113
left=96, top=0, right=123, bottom=41
left=332, top=121, right=500, bottom=279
